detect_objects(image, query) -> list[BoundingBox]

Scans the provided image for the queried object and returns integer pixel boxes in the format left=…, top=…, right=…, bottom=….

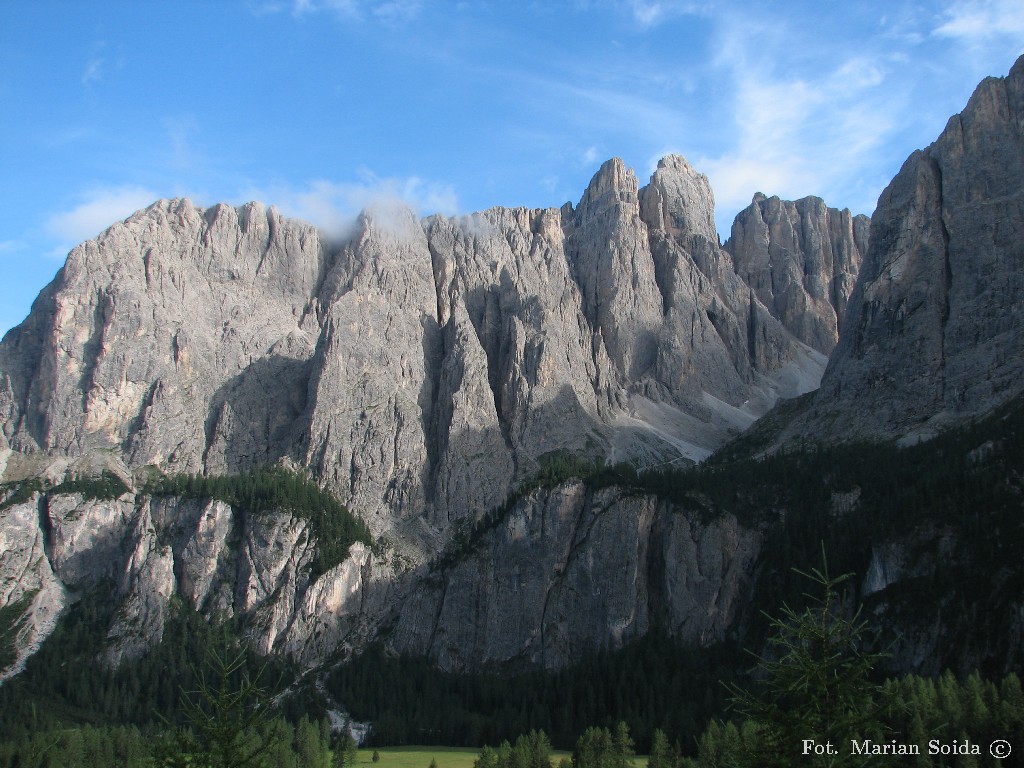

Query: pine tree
left=160, top=638, right=287, bottom=768
left=647, top=729, right=674, bottom=768
left=612, top=722, right=634, bottom=768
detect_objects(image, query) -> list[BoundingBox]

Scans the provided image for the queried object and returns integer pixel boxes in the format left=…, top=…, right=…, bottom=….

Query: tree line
left=145, top=465, right=372, bottom=577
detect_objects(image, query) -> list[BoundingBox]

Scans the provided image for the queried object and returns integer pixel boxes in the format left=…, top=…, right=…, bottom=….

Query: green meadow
left=358, top=747, right=646, bottom=768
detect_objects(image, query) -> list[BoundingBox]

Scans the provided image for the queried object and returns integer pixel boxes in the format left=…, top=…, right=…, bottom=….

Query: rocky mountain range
left=2, top=55, right=1023, bottom=685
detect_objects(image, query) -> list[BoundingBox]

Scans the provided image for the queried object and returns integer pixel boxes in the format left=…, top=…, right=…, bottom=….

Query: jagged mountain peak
left=639, top=153, right=718, bottom=244
left=574, top=157, right=641, bottom=224
left=6, top=55, right=1024, bottom=691
left=723, top=191, right=869, bottom=355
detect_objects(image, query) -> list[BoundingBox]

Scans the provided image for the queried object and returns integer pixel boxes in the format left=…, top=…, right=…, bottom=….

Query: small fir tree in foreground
left=724, top=550, right=887, bottom=768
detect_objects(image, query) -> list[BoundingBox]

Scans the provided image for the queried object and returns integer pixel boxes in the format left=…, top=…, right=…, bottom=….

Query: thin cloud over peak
left=249, top=173, right=458, bottom=239
left=47, top=186, right=160, bottom=254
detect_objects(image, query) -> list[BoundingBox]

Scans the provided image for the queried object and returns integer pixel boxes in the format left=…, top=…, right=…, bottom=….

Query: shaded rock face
left=725, top=194, right=869, bottom=355
left=788, top=55, right=1024, bottom=443
left=390, top=482, right=760, bottom=672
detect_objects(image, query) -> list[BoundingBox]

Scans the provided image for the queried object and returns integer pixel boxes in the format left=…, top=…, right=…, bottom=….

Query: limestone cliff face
left=0, top=122, right=878, bottom=685
left=638, top=156, right=826, bottom=414
left=725, top=194, right=868, bottom=355
left=0, top=480, right=760, bottom=677
left=786, top=55, right=1024, bottom=443
left=0, top=148, right=846, bottom=677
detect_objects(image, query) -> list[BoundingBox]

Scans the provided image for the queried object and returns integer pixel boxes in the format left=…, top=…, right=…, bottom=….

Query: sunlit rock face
left=725, top=193, right=869, bottom=356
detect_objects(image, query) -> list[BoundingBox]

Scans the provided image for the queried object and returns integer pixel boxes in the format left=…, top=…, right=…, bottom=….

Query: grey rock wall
left=787, top=55, right=1024, bottom=443
left=389, top=481, right=760, bottom=672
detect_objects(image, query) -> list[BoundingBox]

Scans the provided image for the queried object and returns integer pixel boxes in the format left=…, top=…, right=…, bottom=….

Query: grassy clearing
left=356, top=747, right=645, bottom=768
left=354, top=747, right=481, bottom=768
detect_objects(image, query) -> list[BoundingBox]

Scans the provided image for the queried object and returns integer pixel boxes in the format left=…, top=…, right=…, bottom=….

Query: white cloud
left=625, top=1, right=707, bottom=28
left=289, top=0, right=420, bottom=21
left=933, top=0, right=1024, bottom=43
left=834, top=57, right=886, bottom=89
left=693, top=13, right=901, bottom=235
left=581, top=145, right=600, bottom=166
left=47, top=186, right=159, bottom=249
left=249, top=172, right=458, bottom=238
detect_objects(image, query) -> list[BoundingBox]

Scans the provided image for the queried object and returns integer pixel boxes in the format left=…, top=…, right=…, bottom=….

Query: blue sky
left=1, top=1, right=1022, bottom=337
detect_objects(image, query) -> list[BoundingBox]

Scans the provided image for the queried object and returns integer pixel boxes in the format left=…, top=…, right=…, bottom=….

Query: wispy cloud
left=560, top=82, right=689, bottom=147
left=623, top=1, right=707, bottom=28
left=82, top=58, right=104, bottom=86
left=288, top=0, right=420, bottom=21
left=247, top=172, right=458, bottom=238
left=693, top=13, right=901, bottom=234
left=0, top=240, right=23, bottom=256
left=163, top=116, right=200, bottom=170
left=81, top=40, right=109, bottom=86
left=370, top=0, right=421, bottom=23
left=47, top=186, right=159, bottom=255
left=933, top=0, right=1024, bottom=43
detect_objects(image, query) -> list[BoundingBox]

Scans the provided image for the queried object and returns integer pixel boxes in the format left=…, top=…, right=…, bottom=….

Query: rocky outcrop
left=0, top=494, right=66, bottom=683
left=0, top=480, right=762, bottom=676
left=638, top=156, right=828, bottom=415
left=0, top=488, right=390, bottom=675
left=784, top=55, right=1024, bottom=443
left=725, top=194, right=868, bottom=355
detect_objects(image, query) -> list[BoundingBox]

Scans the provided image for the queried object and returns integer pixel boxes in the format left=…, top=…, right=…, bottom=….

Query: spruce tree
left=726, top=550, right=886, bottom=767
